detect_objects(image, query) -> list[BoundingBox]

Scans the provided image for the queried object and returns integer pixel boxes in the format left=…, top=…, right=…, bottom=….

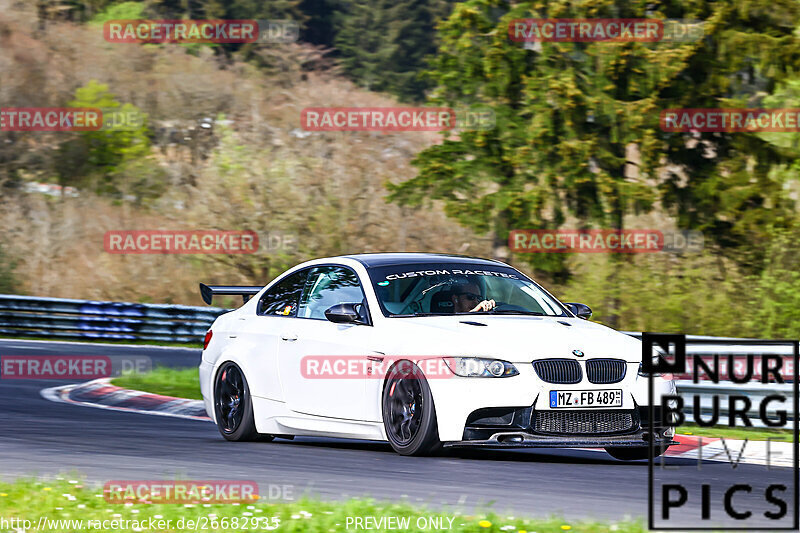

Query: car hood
left=380, top=315, right=642, bottom=363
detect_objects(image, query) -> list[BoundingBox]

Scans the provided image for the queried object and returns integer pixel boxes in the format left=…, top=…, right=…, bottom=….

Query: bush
left=88, top=2, right=145, bottom=25
left=550, top=250, right=748, bottom=337
left=745, top=228, right=800, bottom=338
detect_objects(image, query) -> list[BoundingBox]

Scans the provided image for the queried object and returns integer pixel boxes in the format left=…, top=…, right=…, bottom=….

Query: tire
left=213, top=361, right=274, bottom=442
left=382, top=361, right=441, bottom=456
left=605, top=445, right=669, bottom=461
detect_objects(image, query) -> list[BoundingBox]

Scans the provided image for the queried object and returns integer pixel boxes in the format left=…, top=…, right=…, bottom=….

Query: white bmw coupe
left=198, top=253, right=677, bottom=458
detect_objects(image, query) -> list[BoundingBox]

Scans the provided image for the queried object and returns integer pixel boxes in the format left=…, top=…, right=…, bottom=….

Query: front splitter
left=444, top=431, right=678, bottom=449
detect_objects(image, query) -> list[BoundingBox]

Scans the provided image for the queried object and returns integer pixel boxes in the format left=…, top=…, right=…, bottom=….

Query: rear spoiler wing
left=199, top=283, right=263, bottom=305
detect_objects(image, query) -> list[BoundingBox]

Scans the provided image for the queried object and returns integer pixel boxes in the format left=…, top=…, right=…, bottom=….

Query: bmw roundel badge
left=572, top=349, right=584, bottom=357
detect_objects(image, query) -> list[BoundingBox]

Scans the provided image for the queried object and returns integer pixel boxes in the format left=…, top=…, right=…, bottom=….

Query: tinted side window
left=257, top=269, right=308, bottom=316
left=298, top=266, right=366, bottom=320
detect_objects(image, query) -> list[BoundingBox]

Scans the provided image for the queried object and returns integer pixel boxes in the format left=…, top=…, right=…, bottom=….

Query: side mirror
left=324, top=303, right=364, bottom=324
left=565, top=302, right=592, bottom=320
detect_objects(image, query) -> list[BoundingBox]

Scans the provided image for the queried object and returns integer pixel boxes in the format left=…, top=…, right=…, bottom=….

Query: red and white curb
left=41, top=378, right=210, bottom=421
left=577, top=434, right=793, bottom=467
left=664, top=434, right=794, bottom=468
left=664, top=435, right=720, bottom=457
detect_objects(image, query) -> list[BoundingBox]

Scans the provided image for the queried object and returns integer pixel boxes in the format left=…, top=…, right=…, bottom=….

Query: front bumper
left=444, top=404, right=677, bottom=449
left=426, top=359, right=676, bottom=442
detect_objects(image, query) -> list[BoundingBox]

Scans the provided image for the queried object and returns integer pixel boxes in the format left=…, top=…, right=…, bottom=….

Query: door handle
left=281, top=333, right=298, bottom=341
left=367, top=355, right=384, bottom=362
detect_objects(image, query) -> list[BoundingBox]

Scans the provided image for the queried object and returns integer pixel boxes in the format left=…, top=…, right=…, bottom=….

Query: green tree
left=38, top=0, right=137, bottom=23
left=655, top=3, right=800, bottom=272
left=56, top=81, right=160, bottom=201
left=334, top=0, right=399, bottom=92
left=88, top=1, right=144, bottom=24
left=745, top=226, right=800, bottom=338
left=335, top=0, right=454, bottom=101
left=146, top=0, right=304, bottom=21
left=300, top=0, right=340, bottom=47
left=759, top=77, right=800, bottom=151
left=388, top=0, right=454, bottom=101
left=389, top=0, right=800, bottom=277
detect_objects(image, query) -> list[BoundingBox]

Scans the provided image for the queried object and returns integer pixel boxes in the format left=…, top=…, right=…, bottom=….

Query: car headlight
left=444, top=357, right=519, bottom=378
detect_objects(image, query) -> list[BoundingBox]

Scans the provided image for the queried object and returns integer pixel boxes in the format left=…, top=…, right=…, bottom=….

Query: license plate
left=549, top=389, right=622, bottom=408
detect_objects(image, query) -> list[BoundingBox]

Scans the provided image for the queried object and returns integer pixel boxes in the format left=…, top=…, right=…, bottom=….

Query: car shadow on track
left=264, top=437, right=699, bottom=466
left=445, top=447, right=698, bottom=467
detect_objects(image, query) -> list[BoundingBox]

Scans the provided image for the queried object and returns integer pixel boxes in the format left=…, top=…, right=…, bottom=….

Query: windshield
left=367, top=263, right=568, bottom=317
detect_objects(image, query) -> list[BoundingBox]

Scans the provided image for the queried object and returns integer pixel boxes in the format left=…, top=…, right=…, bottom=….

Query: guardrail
left=626, top=332, right=797, bottom=429
left=0, top=294, right=228, bottom=344
left=675, top=382, right=794, bottom=429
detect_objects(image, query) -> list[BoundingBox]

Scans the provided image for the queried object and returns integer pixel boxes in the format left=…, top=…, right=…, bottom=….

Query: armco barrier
left=626, top=332, right=797, bottom=428
left=676, top=382, right=794, bottom=428
left=0, top=294, right=229, bottom=343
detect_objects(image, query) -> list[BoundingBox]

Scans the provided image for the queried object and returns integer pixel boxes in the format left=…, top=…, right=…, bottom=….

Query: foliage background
left=1, top=0, right=799, bottom=338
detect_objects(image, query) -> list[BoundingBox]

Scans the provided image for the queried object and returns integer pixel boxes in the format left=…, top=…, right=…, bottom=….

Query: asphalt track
left=0, top=339, right=795, bottom=525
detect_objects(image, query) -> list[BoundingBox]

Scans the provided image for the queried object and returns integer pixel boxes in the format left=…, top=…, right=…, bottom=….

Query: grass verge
left=112, top=366, right=203, bottom=400
left=0, top=477, right=644, bottom=533
left=676, top=423, right=792, bottom=442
